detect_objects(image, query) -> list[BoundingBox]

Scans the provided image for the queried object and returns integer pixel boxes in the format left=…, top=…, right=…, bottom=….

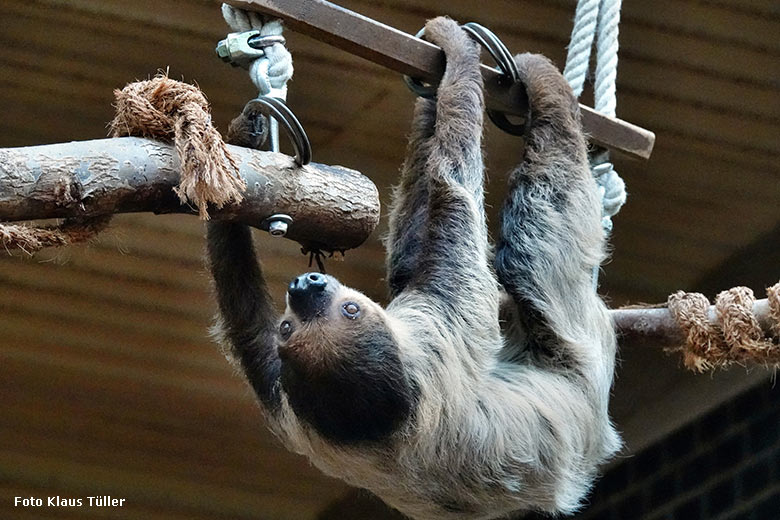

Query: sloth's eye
left=279, top=320, right=293, bottom=339
left=341, top=302, right=361, bottom=319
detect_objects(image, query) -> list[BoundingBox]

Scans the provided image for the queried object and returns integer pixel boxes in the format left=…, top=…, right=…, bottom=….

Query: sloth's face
left=277, top=273, right=417, bottom=444
left=281, top=272, right=378, bottom=329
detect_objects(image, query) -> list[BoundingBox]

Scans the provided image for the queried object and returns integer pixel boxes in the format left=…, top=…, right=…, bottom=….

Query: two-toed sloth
left=207, top=16, right=620, bottom=520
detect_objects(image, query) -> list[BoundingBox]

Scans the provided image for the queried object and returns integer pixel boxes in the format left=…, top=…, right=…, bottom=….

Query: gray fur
left=208, top=16, right=619, bottom=520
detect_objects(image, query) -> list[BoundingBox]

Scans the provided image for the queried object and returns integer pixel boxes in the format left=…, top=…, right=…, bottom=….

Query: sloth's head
left=278, top=272, right=417, bottom=444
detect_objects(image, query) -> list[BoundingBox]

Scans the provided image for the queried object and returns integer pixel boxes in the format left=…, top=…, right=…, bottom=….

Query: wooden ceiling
left=0, top=0, right=778, bottom=518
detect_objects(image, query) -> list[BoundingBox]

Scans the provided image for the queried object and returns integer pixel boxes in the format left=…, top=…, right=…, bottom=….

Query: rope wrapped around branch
left=667, top=282, right=780, bottom=372
left=1, top=75, right=245, bottom=254
left=0, top=216, right=111, bottom=254
left=109, top=74, right=245, bottom=218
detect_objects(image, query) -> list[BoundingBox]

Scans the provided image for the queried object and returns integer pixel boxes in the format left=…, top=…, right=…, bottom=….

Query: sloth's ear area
left=280, top=310, right=419, bottom=445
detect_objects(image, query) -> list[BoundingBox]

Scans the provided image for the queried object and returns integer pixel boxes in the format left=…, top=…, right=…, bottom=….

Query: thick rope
left=222, top=3, right=294, bottom=154
left=564, top=0, right=622, bottom=116
left=563, top=0, right=599, bottom=97
left=1, top=76, right=243, bottom=253
left=593, top=0, right=621, bottom=117
left=667, top=282, right=780, bottom=372
left=564, top=0, right=626, bottom=248
left=0, top=216, right=111, bottom=255
left=2, top=75, right=245, bottom=254
left=109, top=74, right=245, bottom=219
left=769, top=283, right=780, bottom=336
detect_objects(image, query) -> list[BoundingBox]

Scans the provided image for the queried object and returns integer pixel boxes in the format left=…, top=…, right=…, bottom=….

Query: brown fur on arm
left=494, top=53, right=608, bottom=355
left=393, top=17, right=492, bottom=306
left=385, top=98, right=437, bottom=298
left=226, top=103, right=270, bottom=150
left=207, top=108, right=281, bottom=410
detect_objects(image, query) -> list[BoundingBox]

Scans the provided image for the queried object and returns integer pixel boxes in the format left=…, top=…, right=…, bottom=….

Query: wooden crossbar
left=224, top=0, right=656, bottom=160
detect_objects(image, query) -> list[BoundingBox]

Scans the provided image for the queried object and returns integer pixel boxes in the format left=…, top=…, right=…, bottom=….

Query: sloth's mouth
left=277, top=342, right=308, bottom=366
left=277, top=334, right=330, bottom=367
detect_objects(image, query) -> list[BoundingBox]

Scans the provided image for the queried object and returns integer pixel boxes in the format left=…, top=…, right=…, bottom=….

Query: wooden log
left=0, top=137, right=380, bottom=252
left=611, top=299, right=776, bottom=350
left=224, top=0, right=656, bottom=160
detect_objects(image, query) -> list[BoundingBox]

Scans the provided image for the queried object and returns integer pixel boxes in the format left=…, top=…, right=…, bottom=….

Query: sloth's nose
left=288, top=272, right=332, bottom=321
left=289, top=272, right=327, bottom=293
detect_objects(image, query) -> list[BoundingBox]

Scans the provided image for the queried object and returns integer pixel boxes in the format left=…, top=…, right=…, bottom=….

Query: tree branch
left=0, top=137, right=380, bottom=252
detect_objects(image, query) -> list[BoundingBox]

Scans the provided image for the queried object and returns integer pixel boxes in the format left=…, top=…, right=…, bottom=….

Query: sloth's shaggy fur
left=207, top=16, right=620, bottom=520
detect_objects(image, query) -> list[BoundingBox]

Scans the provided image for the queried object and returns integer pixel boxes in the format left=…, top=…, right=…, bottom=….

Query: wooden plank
left=224, top=0, right=656, bottom=160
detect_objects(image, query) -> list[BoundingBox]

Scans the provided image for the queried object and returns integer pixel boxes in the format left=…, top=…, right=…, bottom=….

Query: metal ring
left=403, top=28, right=438, bottom=98
left=242, top=97, right=312, bottom=166
left=461, top=23, right=519, bottom=81
left=402, top=23, right=526, bottom=136
left=461, top=23, right=526, bottom=136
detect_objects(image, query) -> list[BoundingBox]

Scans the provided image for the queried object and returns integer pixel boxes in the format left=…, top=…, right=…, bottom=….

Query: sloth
left=207, top=16, right=620, bottom=520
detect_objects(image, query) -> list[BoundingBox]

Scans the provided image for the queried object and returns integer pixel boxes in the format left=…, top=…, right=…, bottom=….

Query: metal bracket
left=216, top=31, right=286, bottom=68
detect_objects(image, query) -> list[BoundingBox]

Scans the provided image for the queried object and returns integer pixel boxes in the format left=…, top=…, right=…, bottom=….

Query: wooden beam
left=224, top=0, right=656, bottom=160
left=0, top=137, right=380, bottom=252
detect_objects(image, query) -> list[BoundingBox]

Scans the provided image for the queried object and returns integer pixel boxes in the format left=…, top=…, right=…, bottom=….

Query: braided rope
left=769, top=283, right=780, bottom=336
left=594, top=0, right=621, bottom=117
left=0, top=217, right=111, bottom=255
left=563, top=0, right=599, bottom=97
left=668, top=291, right=723, bottom=372
left=110, top=75, right=244, bottom=219
left=222, top=3, right=293, bottom=153
left=564, top=0, right=626, bottom=288
left=667, top=282, right=780, bottom=372
left=1, top=72, right=244, bottom=253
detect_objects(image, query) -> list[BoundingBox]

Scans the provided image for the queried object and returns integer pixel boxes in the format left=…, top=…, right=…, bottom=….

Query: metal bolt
left=591, top=162, right=614, bottom=177
left=264, top=214, right=293, bottom=238
left=268, top=219, right=288, bottom=237
left=215, top=41, right=231, bottom=62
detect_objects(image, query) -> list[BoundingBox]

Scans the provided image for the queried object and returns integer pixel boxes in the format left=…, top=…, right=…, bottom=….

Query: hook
left=242, top=96, right=312, bottom=166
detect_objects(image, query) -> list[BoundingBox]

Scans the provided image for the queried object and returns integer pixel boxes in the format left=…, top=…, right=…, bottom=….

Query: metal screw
left=264, top=214, right=293, bottom=238
left=268, top=219, right=288, bottom=237
left=215, top=40, right=232, bottom=62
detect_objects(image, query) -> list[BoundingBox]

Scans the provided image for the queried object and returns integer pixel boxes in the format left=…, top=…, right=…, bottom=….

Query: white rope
left=592, top=157, right=626, bottom=233
left=564, top=0, right=626, bottom=288
left=563, top=0, right=626, bottom=238
left=594, top=0, right=621, bottom=117
left=563, top=0, right=599, bottom=98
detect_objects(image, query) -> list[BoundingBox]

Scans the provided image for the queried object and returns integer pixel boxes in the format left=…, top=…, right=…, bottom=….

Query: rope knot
left=667, top=282, right=780, bottom=371
left=109, top=74, right=245, bottom=219
left=222, top=4, right=294, bottom=99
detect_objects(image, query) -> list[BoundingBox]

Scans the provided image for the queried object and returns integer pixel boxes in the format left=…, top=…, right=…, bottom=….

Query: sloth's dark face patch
left=279, top=280, right=418, bottom=445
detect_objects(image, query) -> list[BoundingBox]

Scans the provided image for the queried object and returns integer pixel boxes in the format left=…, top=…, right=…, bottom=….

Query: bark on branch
left=0, top=137, right=380, bottom=252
